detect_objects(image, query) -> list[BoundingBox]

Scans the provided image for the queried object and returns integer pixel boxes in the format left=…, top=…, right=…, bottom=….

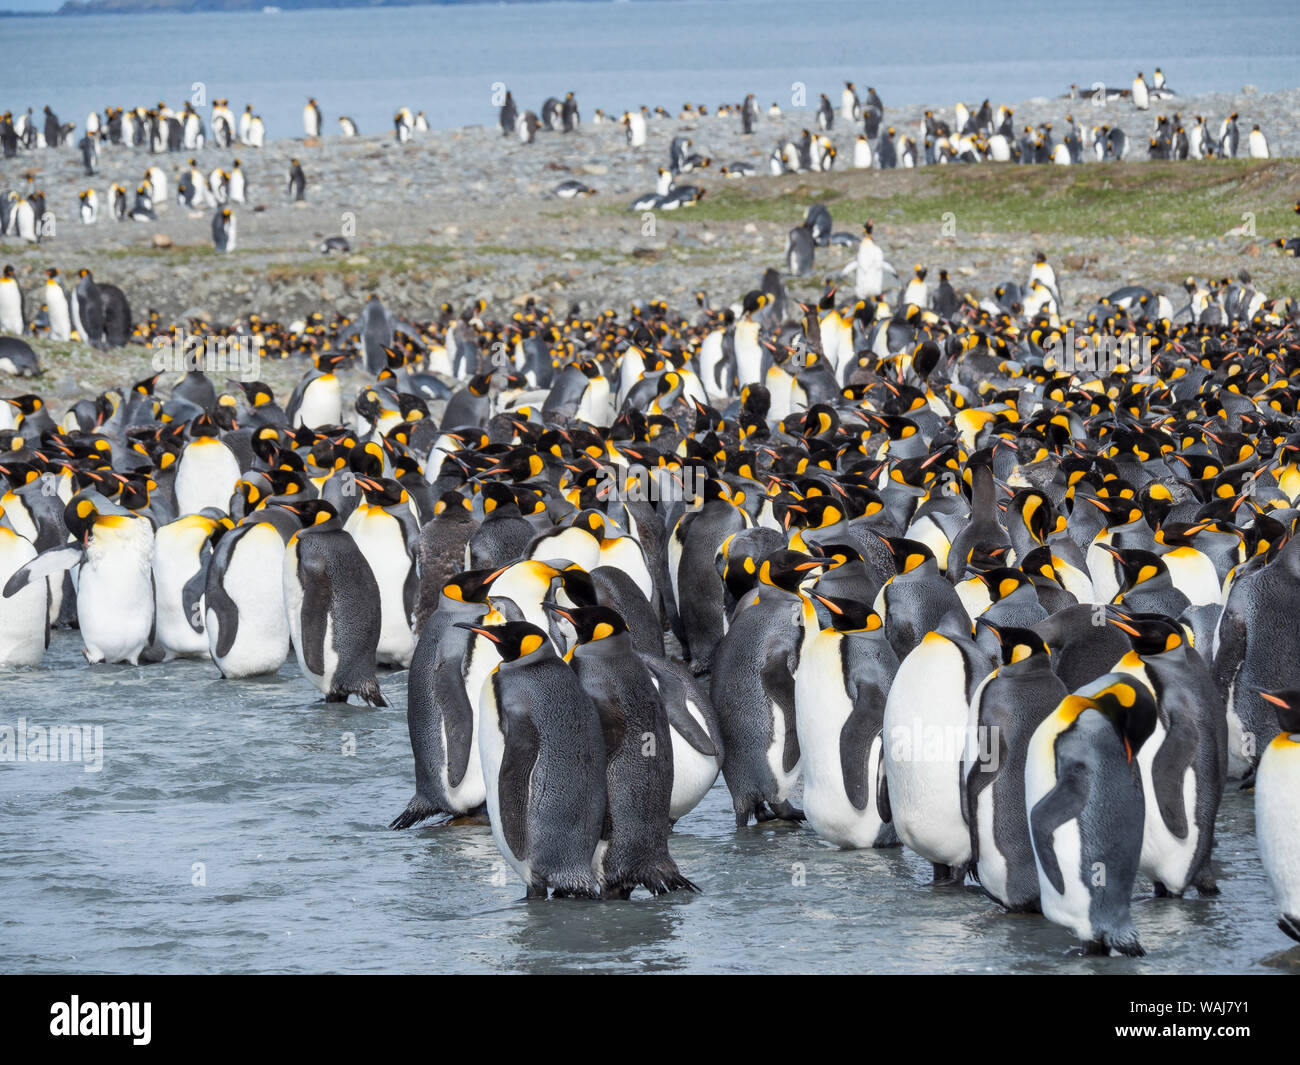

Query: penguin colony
left=0, top=78, right=1299, bottom=956
left=0, top=71, right=1280, bottom=251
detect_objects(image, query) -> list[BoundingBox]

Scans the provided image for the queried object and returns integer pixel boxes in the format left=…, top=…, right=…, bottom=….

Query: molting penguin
left=462, top=618, right=606, bottom=898
left=1026, top=673, right=1156, bottom=956
left=282, top=500, right=386, bottom=705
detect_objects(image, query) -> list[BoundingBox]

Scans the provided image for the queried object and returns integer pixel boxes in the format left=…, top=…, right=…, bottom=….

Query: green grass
left=680, top=159, right=1300, bottom=241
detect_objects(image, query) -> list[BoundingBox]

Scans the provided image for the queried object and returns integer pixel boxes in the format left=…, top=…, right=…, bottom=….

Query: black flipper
left=496, top=698, right=540, bottom=863
left=1150, top=714, right=1196, bottom=840
left=297, top=548, right=331, bottom=679
left=840, top=685, right=884, bottom=812
left=1029, top=759, right=1091, bottom=897
left=182, top=541, right=211, bottom=634
left=3, top=544, right=84, bottom=598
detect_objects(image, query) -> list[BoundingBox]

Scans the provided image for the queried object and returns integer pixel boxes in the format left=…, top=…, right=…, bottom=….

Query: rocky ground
left=1, top=84, right=1298, bottom=396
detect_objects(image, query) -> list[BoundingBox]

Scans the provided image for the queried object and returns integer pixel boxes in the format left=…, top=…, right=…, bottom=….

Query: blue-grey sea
left=1, top=0, right=1298, bottom=137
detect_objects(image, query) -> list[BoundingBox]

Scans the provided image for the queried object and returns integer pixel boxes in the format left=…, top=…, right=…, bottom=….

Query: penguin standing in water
left=392, top=568, right=505, bottom=829
left=282, top=500, right=386, bottom=705
left=0, top=522, right=47, bottom=668
left=213, top=207, right=236, bottom=252
left=287, top=159, right=306, bottom=202
left=637, top=651, right=723, bottom=821
left=5, top=496, right=155, bottom=665
left=965, top=626, right=1067, bottom=911
left=713, top=550, right=826, bottom=826
left=1026, top=674, right=1157, bottom=956
left=551, top=604, right=697, bottom=896
left=152, top=513, right=224, bottom=660
left=1109, top=614, right=1223, bottom=896
left=795, top=593, right=899, bottom=848
left=461, top=619, right=607, bottom=899
left=883, top=615, right=990, bottom=883
left=343, top=477, right=418, bottom=668
left=205, top=518, right=290, bottom=678
left=1254, top=690, right=1300, bottom=943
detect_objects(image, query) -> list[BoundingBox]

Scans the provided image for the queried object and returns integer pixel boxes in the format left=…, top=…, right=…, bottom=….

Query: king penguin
left=795, top=592, right=900, bottom=848
left=552, top=603, right=698, bottom=897
left=282, top=500, right=386, bottom=705
left=205, top=517, right=290, bottom=678
left=1254, top=689, right=1300, bottom=943
left=965, top=625, right=1067, bottom=911
left=1026, top=673, right=1156, bottom=955
left=461, top=618, right=606, bottom=898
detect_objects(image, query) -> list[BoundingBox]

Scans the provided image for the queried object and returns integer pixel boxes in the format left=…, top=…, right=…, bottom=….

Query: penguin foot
left=931, top=862, right=969, bottom=886
left=1192, top=870, right=1220, bottom=897
left=523, top=883, right=548, bottom=901
left=388, top=795, right=444, bottom=830
left=770, top=800, right=806, bottom=822
left=1152, top=880, right=1170, bottom=898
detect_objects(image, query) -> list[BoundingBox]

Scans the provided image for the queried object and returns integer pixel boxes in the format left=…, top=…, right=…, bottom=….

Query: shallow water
left=1, top=629, right=1297, bottom=974
left=2, top=0, right=1299, bottom=141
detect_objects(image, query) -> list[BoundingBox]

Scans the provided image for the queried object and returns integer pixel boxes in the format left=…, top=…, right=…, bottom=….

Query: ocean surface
left=1, top=629, right=1296, bottom=974
left=0, top=0, right=1298, bottom=139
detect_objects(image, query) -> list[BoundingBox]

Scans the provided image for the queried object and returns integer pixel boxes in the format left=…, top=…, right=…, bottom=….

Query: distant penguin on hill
left=1131, top=72, right=1149, bottom=111
left=288, top=158, right=306, bottom=202
left=212, top=206, right=236, bottom=252
left=339, top=115, right=358, bottom=138
left=499, top=90, right=518, bottom=137
left=303, top=97, right=321, bottom=138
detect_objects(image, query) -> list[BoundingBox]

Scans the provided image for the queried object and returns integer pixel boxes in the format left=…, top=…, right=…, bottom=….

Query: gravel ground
left=0, top=85, right=1297, bottom=393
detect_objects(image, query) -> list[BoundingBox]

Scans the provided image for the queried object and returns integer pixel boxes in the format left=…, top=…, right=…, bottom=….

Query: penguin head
left=979, top=622, right=1050, bottom=665
left=1101, top=546, right=1169, bottom=591
left=877, top=535, right=936, bottom=575
left=1062, top=673, right=1158, bottom=761
left=1258, top=691, right=1300, bottom=737
left=442, top=566, right=507, bottom=605
left=980, top=567, right=1033, bottom=602
left=759, top=549, right=828, bottom=593
left=810, top=592, right=882, bottom=634
left=542, top=602, right=627, bottom=647
left=1108, top=612, right=1186, bottom=656
left=454, top=620, right=551, bottom=663
left=282, top=499, right=339, bottom=531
